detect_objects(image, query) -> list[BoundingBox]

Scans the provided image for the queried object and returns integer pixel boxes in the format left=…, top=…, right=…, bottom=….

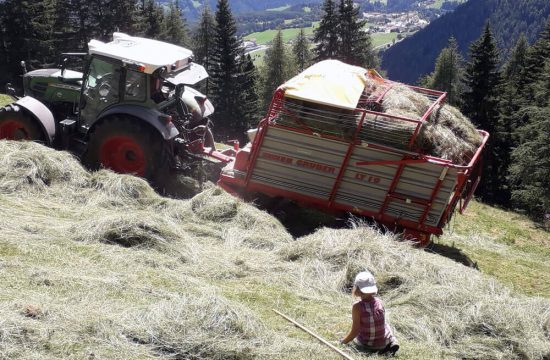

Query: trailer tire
left=84, top=116, right=169, bottom=185
left=0, top=105, right=46, bottom=142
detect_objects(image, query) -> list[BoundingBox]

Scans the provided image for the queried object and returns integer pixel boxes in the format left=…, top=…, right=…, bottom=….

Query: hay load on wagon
left=275, top=60, right=482, bottom=165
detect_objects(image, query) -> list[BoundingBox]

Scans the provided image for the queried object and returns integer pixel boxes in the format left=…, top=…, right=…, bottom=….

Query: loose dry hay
left=0, top=141, right=549, bottom=359
left=0, top=140, right=88, bottom=192
left=381, top=85, right=482, bottom=164
left=190, top=187, right=293, bottom=250
left=278, top=225, right=550, bottom=359
left=123, top=293, right=264, bottom=360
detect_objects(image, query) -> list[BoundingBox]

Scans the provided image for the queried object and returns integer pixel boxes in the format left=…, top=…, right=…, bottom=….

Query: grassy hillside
left=0, top=140, right=548, bottom=359
left=439, top=201, right=550, bottom=297
left=244, top=22, right=319, bottom=45
left=245, top=25, right=398, bottom=65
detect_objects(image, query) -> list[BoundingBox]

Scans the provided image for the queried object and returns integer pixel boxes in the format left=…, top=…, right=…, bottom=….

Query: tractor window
left=80, top=57, right=120, bottom=127
left=84, top=57, right=120, bottom=101
left=125, top=70, right=146, bottom=102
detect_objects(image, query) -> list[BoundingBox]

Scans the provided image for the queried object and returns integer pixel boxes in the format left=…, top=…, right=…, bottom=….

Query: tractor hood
left=26, top=68, right=83, bottom=81
left=165, top=63, right=208, bottom=86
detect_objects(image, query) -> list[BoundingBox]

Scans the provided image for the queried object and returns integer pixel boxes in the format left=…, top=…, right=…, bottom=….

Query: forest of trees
left=382, top=0, right=550, bottom=83
left=0, top=0, right=548, bottom=222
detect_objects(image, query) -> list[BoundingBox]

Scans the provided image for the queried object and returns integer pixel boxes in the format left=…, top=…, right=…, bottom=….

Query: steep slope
left=0, top=140, right=549, bottom=359
left=382, top=0, right=550, bottom=83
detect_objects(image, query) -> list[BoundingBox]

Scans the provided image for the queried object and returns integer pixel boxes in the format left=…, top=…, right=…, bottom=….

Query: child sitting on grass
left=340, top=270, right=399, bottom=356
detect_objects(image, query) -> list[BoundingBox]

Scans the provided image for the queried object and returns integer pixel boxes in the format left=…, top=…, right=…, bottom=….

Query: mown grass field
left=372, top=32, right=399, bottom=47
left=0, top=89, right=548, bottom=359
left=246, top=26, right=397, bottom=65
left=244, top=22, right=319, bottom=45
left=0, top=138, right=548, bottom=360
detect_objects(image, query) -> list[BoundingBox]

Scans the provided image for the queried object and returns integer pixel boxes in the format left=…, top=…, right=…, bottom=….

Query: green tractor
left=0, top=33, right=231, bottom=186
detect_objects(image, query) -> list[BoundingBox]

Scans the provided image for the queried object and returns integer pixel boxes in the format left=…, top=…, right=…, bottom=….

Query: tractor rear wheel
left=84, top=116, right=168, bottom=183
left=0, top=105, right=45, bottom=141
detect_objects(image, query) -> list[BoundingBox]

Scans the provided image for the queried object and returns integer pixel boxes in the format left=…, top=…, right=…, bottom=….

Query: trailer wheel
left=84, top=116, right=168, bottom=183
left=0, top=106, right=46, bottom=141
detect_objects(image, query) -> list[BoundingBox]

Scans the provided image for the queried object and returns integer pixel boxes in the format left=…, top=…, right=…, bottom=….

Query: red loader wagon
left=218, top=61, right=488, bottom=246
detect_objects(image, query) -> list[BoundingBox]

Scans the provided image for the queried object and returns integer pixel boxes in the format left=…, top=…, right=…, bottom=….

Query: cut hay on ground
left=0, top=140, right=548, bottom=359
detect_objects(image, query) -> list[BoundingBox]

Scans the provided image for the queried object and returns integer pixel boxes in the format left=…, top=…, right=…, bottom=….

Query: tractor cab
left=78, top=33, right=213, bottom=133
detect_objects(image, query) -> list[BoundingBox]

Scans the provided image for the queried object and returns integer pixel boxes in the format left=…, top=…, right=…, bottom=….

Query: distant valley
left=382, top=0, right=550, bottom=83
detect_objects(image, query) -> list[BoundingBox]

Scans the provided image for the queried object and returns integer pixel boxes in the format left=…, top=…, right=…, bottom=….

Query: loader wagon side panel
left=338, top=150, right=458, bottom=227
left=251, top=127, right=347, bottom=199
left=249, top=127, right=459, bottom=229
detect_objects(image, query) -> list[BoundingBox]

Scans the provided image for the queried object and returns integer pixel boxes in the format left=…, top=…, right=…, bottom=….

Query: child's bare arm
left=340, top=303, right=361, bottom=344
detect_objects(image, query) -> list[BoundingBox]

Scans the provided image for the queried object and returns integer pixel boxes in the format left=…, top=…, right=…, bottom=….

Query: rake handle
left=272, top=309, right=356, bottom=360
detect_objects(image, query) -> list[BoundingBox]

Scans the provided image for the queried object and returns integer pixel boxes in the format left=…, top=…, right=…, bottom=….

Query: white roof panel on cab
left=88, top=33, right=193, bottom=74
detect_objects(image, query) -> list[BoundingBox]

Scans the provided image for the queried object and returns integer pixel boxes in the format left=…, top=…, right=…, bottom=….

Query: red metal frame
left=327, top=110, right=367, bottom=207
left=218, top=71, right=489, bottom=243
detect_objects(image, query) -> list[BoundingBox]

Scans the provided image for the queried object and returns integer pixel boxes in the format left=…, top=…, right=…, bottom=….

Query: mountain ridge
left=382, top=0, right=550, bottom=84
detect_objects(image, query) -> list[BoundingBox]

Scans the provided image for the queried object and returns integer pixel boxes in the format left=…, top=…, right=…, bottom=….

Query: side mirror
left=59, top=58, right=68, bottom=77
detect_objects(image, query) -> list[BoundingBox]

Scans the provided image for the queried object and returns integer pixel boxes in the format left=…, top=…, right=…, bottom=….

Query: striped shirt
left=356, top=297, right=394, bottom=349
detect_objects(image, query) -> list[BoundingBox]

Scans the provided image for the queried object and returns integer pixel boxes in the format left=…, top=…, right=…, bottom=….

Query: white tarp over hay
left=281, top=60, right=372, bottom=110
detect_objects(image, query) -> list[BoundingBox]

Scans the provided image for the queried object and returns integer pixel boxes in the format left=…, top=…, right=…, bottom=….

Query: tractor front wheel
left=0, top=105, right=45, bottom=141
left=84, top=117, right=168, bottom=183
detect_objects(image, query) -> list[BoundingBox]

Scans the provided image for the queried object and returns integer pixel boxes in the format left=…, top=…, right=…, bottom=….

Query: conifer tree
left=260, top=29, right=293, bottom=110
left=162, top=1, right=190, bottom=47
left=508, top=104, right=550, bottom=222
left=112, top=0, right=139, bottom=35
left=89, top=0, right=138, bottom=40
left=193, top=4, right=216, bottom=94
left=210, top=0, right=245, bottom=140
left=493, top=34, right=529, bottom=205
left=1, top=0, right=54, bottom=72
left=71, top=0, right=95, bottom=48
left=523, top=20, right=550, bottom=102
left=292, top=28, right=311, bottom=72
left=313, top=0, right=339, bottom=61
left=141, top=0, right=164, bottom=39
left=499, top=34, right=529, bottom=130
left=237, top=54, right=260, bottom=133
left=337, top=0, right=377, bottom=68
left=462, top=23, right=501, bottom=202
left=50, top=0, right=78, bottom=54
left=424, top=37, right=464, bottom=106
left=507, top=24, right=550, bottom=221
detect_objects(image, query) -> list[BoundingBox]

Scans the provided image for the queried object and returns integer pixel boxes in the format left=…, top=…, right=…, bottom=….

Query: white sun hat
left=354, top=270, right=378, bottom=294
